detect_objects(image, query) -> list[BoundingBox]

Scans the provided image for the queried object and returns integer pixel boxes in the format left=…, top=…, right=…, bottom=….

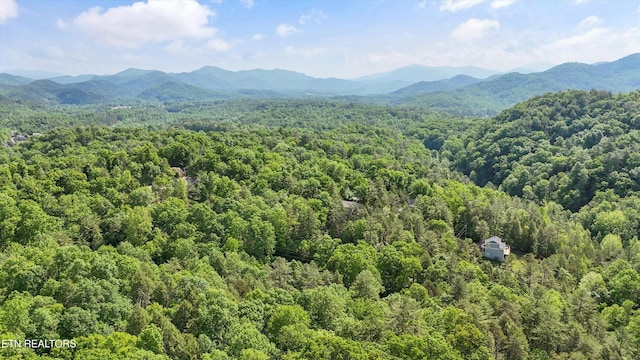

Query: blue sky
left=0, top=0, right=639, bottom=78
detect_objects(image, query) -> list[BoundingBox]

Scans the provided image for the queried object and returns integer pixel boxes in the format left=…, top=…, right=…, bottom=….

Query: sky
left=0, top=0, right=639, bottom=79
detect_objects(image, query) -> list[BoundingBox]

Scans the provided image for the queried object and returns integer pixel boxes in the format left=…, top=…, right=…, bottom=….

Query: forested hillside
left=391, top=54, right=640, bottom=116
left=442, top=89, right=640, bottom=245
left=1, top=90, right=640, bottom=359
left=0, top=97, right=461, bottom=134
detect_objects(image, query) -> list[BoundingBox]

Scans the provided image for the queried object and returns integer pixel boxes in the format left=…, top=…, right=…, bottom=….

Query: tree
left=14, top=200, right=59, bottom=244
left=377, top=243, right=423, bottom=293
left=385, top=293, right=423, bottom=335
left=594, top=210, right=628, bottom=240
left=608, top=267, right=640, bottom=304
left=244, top=218, right=276, bottom=260
left=129, top=187, right=155, bottom=207
left=600, top=234, right=623, bottom=262
left=350, top=270, right=384, bottom=300
left=225, top=320, right=276, bottom=358
left=0, top=292, right=32, bottom=336
left=59, top=306, right=100, bottom=338
left=627, top=315, right=640, bottom=358
left=123, top=206, right=153, bottom=246
left=138, top=324, right=166, bottom=354
left=385, top=333, right=463, bottom=360
left=131, top=263, right=159, bottom=308
left=0, top=193, right=20, bottom=245
left=151, top=197, right=188, bottom=236
left=327, top=242, right=378, bottom=287
left=266, top=304, right=310, bottom=347
left=299, top=285, right=347, bottom=330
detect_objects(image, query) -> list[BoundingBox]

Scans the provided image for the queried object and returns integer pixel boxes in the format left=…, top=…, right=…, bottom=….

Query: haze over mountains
left=2, top=64, right=499, bottom=96
left=1, top=53, right=638, bottom=115
left=386, top=53, right=640, bottom=115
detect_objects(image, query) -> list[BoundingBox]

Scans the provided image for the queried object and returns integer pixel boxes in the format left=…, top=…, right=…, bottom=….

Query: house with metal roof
left=481, top=236, right=510, bottom=262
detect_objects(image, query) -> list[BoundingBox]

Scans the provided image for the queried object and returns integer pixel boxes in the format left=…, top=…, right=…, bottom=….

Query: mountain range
left=0, top=53, right=638, bottom=115
left=387, top=53, right=640, bottom=115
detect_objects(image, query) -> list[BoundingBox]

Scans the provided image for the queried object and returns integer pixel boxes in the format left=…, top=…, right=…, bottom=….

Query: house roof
left=341, top=200, right=360, bottom=209
left=482, top=236, right=507, bottom=249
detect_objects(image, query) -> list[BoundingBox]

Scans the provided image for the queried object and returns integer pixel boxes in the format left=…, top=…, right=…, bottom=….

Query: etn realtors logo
left=1, top=339, right=77, bottom=349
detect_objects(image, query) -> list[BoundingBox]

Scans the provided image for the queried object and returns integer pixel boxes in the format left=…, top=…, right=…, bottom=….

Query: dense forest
left=442, top=90, right=640, bottom=237
left=1, top=89, right=639, bottom=359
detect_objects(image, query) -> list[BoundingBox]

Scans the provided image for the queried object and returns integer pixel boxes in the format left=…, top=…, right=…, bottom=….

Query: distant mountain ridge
left=356, top=64, right=498, bottom=82
left=0, top=73, right=33, bottom=86
left=5, top=79, right=106, bottom=104
left=0, top=63, right=507, bottom=97
left=389, top=53, right=640, bottom=116
left=0, top=66, right=368, bottom=102
left=391, top=75, right=482, bottom=96
left=351, top=64, right=501, bottom=93
left=0, top=53, right=638, bottom=108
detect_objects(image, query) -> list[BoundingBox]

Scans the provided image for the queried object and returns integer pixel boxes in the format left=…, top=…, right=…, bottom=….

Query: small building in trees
left=341, top=200, right=360, bottom=216
left=481, top=236, right=510, bottom=262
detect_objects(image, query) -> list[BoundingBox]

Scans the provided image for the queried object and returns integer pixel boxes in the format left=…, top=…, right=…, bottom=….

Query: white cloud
left=0, top=0, right=18, bottom=24
left=299, top=9, right=326, bottom=25
left=491, top=0, right=516, bottom=9
left=166, top=40, right=185, bottom=54
left=417, top=0, right=428, bottom=8
left=66, top=0, right=218, bottom=48
left=574, top=0, right=589, bottom=4
left=206, top=38, right=230, bottom=52
left=276, top=23, right=300, bottom=37
left=55, top=19, right=67, bottom=29
left=451, top=18, right=500, bottom=41
left=533, top=25, right=640, bottom=66
left=29, top=46, right=68, bottom=61
left=579, top=16, right=602, bottom=28
left=364, top=51, right=422, bottom=67
left=548, top=27, right=609, bottom=48
left=240, top=0, right=254, bottom=8
left=284, top=45, right=327, bottom=57
left=440, top=0, right=485, bottom=12
left=251, top=33, right=265, bottom=41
